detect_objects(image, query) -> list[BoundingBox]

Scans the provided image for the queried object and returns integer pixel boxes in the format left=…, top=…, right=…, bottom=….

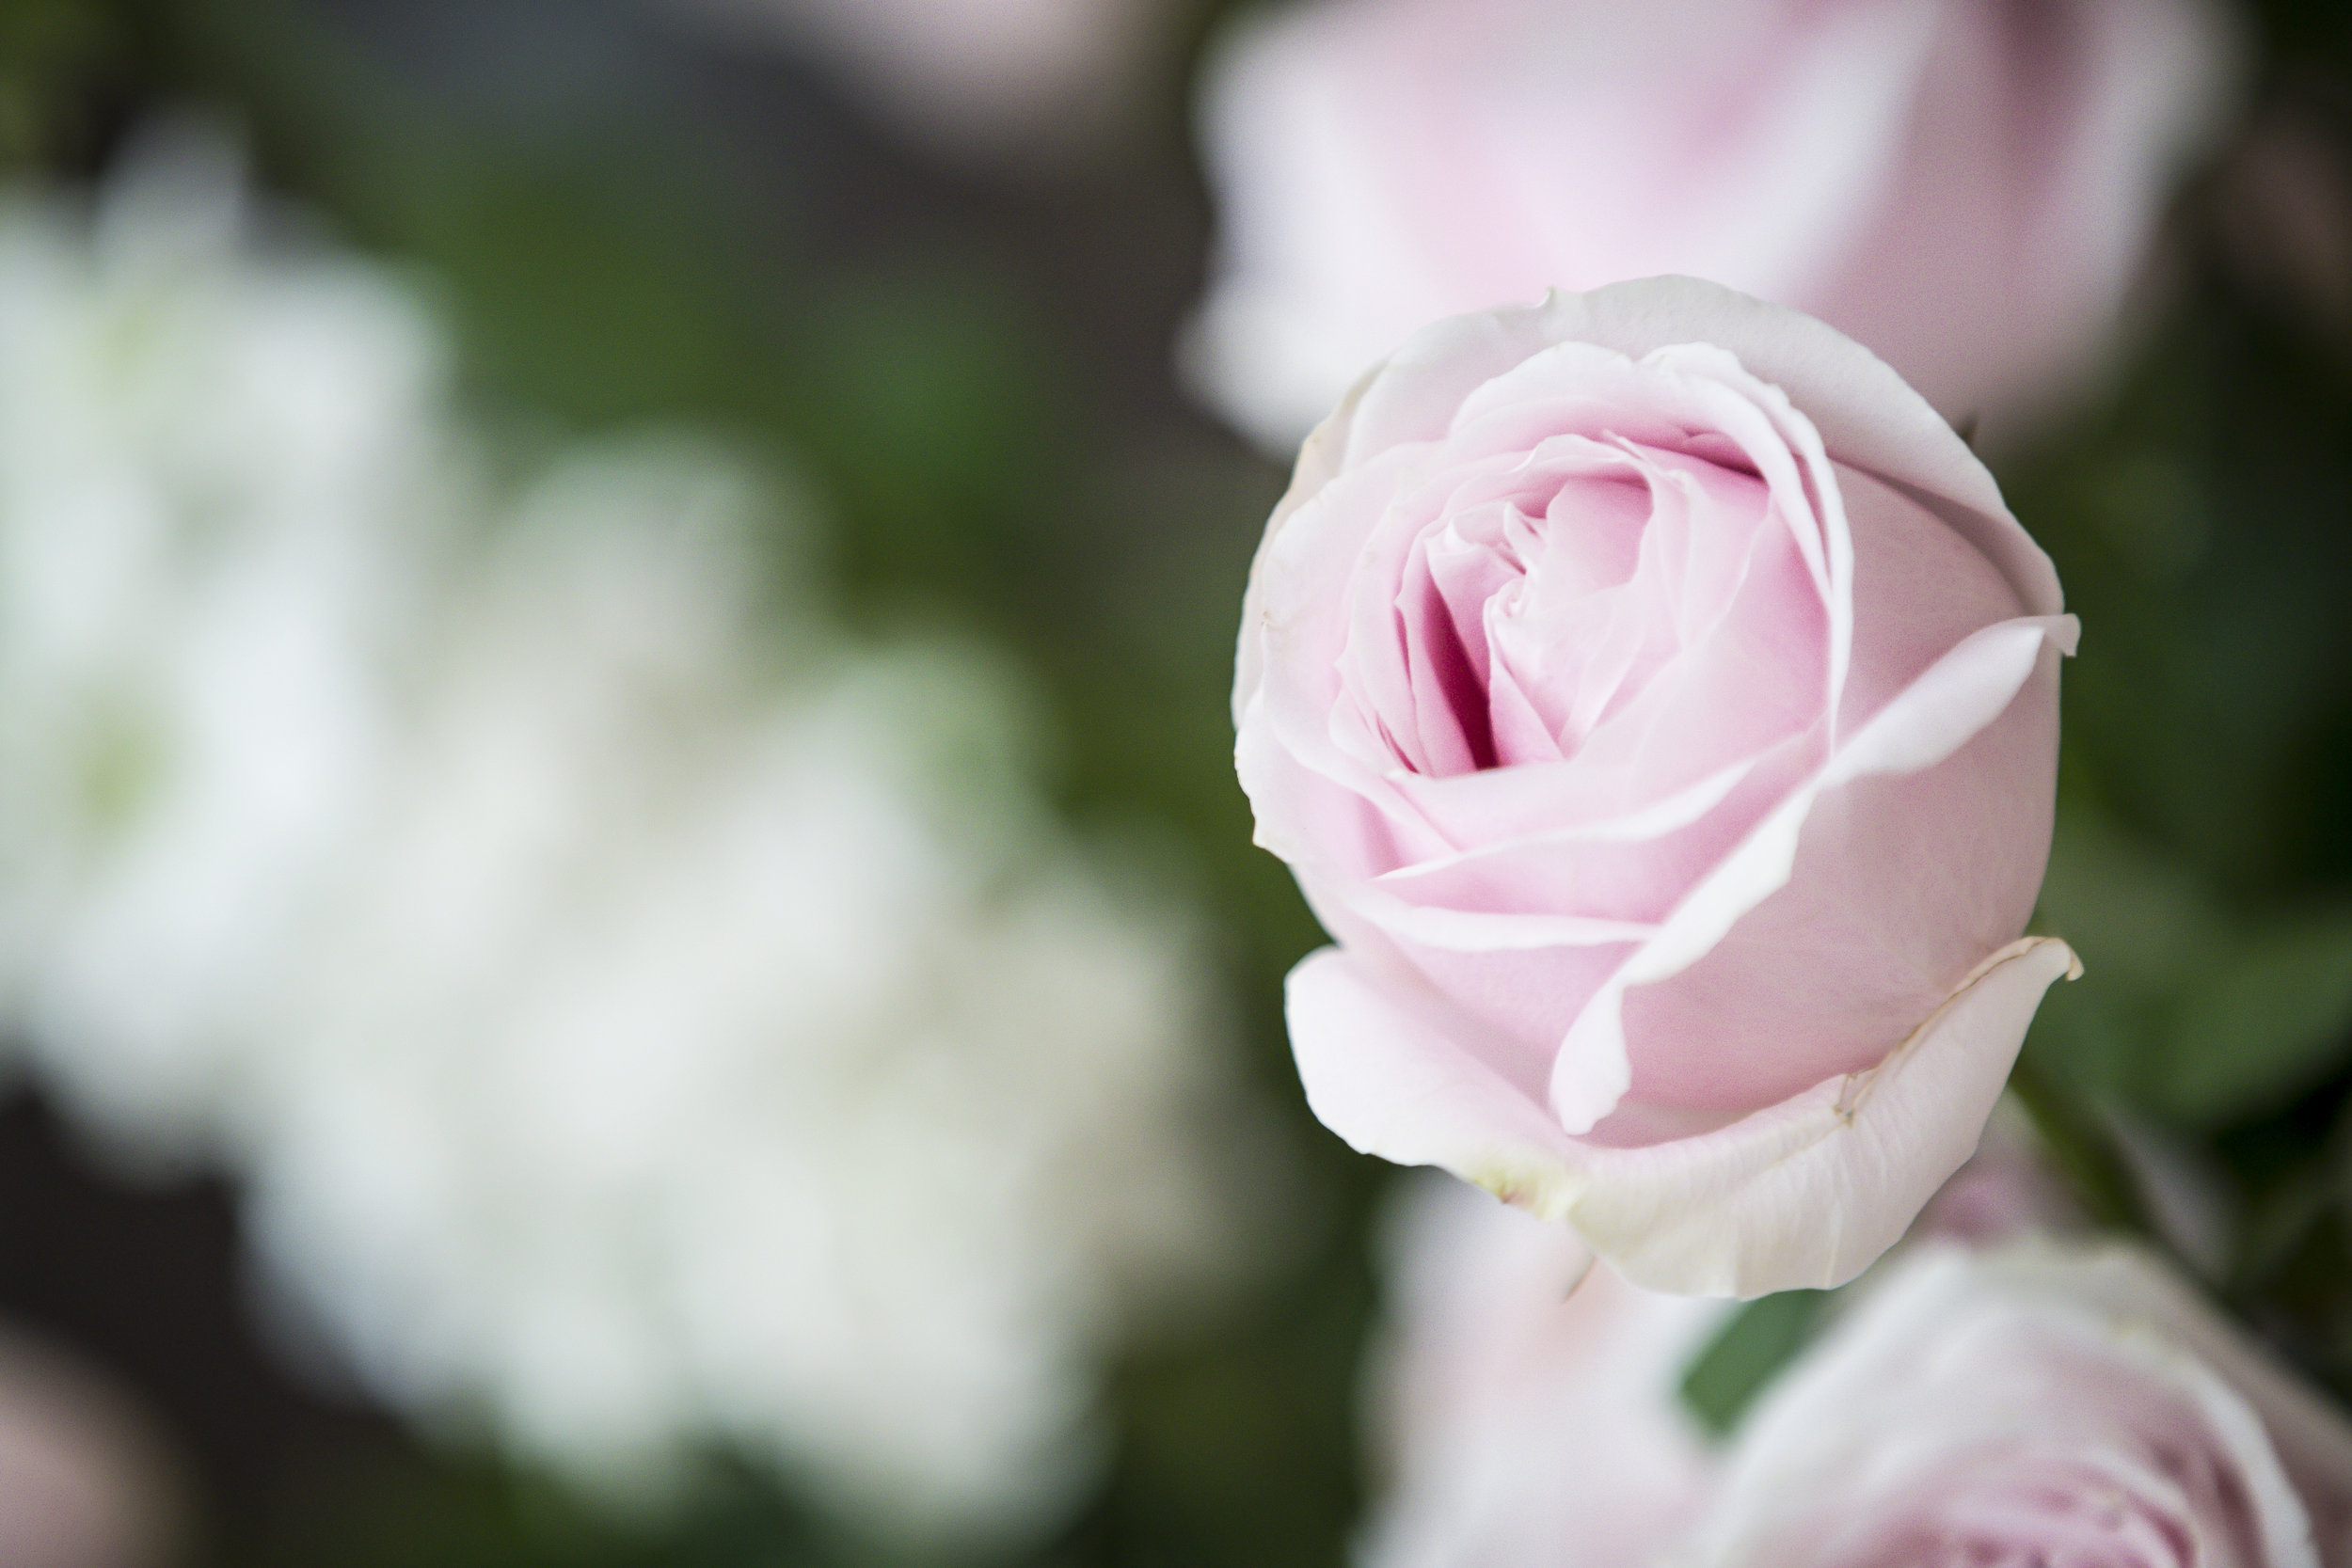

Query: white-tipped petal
left=1287, top=947, right=1585, bottom=1216
left=1296, top=935, right=2078, bottom=1298
left=1569, top=937, right=2079, bottom=1296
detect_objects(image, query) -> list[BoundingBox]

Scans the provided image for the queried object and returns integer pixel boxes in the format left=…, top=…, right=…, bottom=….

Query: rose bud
left=1677, top=1243, right=2352, bottom=1568
left=1232, top=279, right=2078, bottom=1295
left=1189, top=0, right=2234, bottom=454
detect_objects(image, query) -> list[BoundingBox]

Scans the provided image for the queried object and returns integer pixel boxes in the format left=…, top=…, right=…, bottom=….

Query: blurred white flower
left=0, top=138, right=1255, bottom=1543
left=0, top=127, right=458, bottom=1152
left=247, top=462, right=1242, bottom=1532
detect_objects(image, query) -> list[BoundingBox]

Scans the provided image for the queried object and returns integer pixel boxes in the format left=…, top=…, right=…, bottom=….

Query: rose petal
left=1362, top=1172, right=1727, bottom=1568
left=1232, top=360, right=1383, bottom=731
left=1967, top=1248, right=2352, bottom=1562
left=1567, top=936, right=2080, bottom=1296
left=1548, top=612, right=2074, bottom=1132
left=1624, top=643, right=2062, bottom=1112
left=1288, top=943, right=1587, bottom=1198
left=1292, top=934, right=2077, bottom=1298
left=1522, top=279, right=2063, bottom=618
left=1685, top=1242, right=2333, bottom=1568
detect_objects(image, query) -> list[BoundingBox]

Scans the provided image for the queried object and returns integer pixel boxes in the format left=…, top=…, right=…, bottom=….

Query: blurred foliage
left=0, top=0, right=121, bottom=167
left=4, top=0, right=1369, bottom=1565
left=1677, top=1290, right=1824, bottom=1439
left=2009, top=0, right=2352, bottom=1410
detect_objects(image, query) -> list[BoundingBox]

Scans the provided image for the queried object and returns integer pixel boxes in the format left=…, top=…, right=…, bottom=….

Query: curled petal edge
left=1288, top=934, right=2079, bottom=1298
left=1547, top=612, right=2076, bottom=1132
left=1232, top=363, right=1379, bottom=731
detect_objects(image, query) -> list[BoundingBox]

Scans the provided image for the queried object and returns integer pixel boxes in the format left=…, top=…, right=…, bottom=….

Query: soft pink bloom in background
left=1359, top=1173, right=1724, bottom=1568
left=1359, top=1124, right=2070, bottom=1568
left=1367, top=1207, right=2352, bottom=1568
left=1191, top=0, right=2233, bottom=453
left=0, top=1325, right=181, bottom=1568
left=1909, top=1097, right=2081, bottom=1245
left=1677, top=1243, right=2352, bottom=1568
left=1232, top=280, right=2076, bottom=1295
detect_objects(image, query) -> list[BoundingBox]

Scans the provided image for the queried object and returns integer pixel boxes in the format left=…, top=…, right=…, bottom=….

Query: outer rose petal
left=1548, top=613, right=2074, bottom=1132
left=1674, top=1242, right=2352, bottom=1568
left=1966, top=1249, right=2352, bottom=1561
left=1232, top=363, right=1377, bottom=731
left=1291, top=935, right=2079, bottom=1297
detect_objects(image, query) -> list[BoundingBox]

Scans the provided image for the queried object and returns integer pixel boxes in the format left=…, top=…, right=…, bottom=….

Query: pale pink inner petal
left=1295, top=870, right=1612, bottom=1106
left=1484, top=652, right=1564, bottom=768
left=1550, top=449, right=1826, bottom=802
left=1354, top=424, right=1819, bottom=803
left=1483, top=472, right=1659, bottom=764
left=1377, top=726, right=1820, bottom=928
left=1384, top=743, right=1758, bottom=854
left=1239, top=714, right=1448, bottom=883
left=1829, top=1452, right=2202, bottom=1568
left=1332, top=446, right=1555, bottom=780
left=1396, top=544, right=1497, bottom=772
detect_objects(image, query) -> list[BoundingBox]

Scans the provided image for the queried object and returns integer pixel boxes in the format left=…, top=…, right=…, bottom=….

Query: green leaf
left=1677, top=1289, right=1827, bottom=1438
left=2156, top=911, right=2352, bottom=1124
left=2032, top=796, right=2352, bottom=1128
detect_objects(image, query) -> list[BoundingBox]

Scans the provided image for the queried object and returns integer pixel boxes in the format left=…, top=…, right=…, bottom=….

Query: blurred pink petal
left=1193, top=0, right=2235, bottom=451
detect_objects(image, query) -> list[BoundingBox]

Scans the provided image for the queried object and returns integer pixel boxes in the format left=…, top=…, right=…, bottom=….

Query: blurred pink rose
left=1232, top=279, right=2078, bottom=1295
left=1191, top=0, right=2233, bottom=452
left=0, top=1326, right=182, bottom=1568
left=1365, top=1217, right=2352, bottom=1568
left=1360, top=1173, right=1724, bottom=1568
left=1910, top=1096, right=2081, bottom=1245
left=1678, top=1243, right=2352, bottom=1567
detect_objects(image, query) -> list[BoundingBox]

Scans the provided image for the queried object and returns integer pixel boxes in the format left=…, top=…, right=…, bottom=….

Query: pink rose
left=1363, top=1211, right=2352, bottom=1568
left=1190, top=0, right=2233, bottom=452
left=1361, top=1173, right=1724, bottom=1568
left=1678, top=1243, right=2352, bottom=1567
left=1910, top=1098, right=2082, bottom=1245
left=1232, top=279, right=2078, bottom=1295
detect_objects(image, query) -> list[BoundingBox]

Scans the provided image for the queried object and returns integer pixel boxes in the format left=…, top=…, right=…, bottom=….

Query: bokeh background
left=0, top=0, right=2349, bottom=1563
